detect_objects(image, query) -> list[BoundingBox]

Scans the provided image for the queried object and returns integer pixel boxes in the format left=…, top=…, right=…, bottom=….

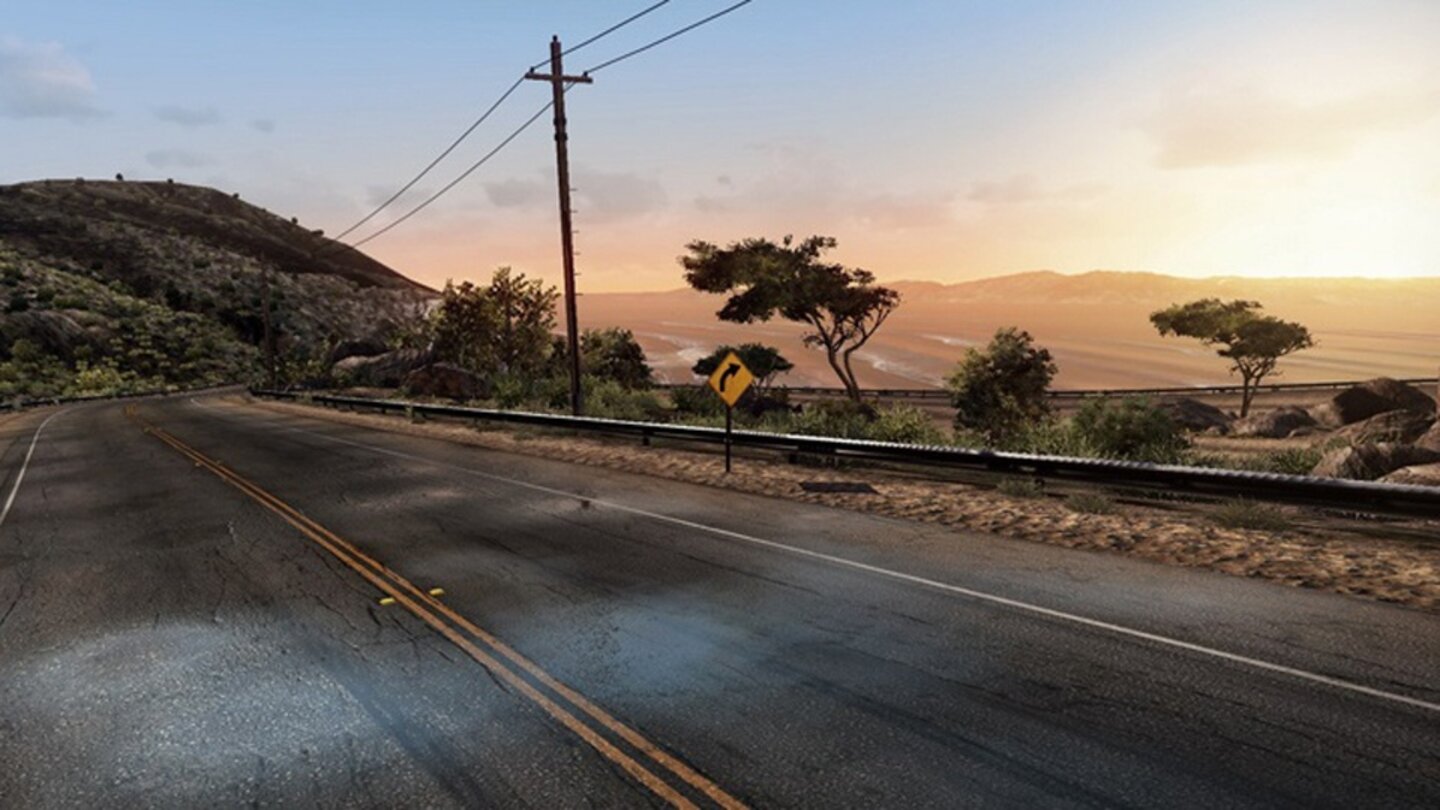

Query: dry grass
left=248, top=397, right=1440, bottom=612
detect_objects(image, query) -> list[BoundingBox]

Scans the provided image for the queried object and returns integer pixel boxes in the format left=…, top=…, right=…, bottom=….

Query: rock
left=1231, top=406, right=1316, bottom=439
left=1309, top=377, right=1436, bottom=427
left=327, top=337, right=390, bottom=365
left=333, top=348, right=431, bottom=387
left=1416, top=422, right=1440, bottom=453
left=1158, top=397, right=1233, bottom=433
left=1327, top=409, right=1435, bottom=446
left=1310, top=443, right=1440, bottom=481
left=403, top=363, right=487, bottom=400
left=1380, top=462, right=1440, bottom=487
left=0, top=309, right=98, bottom=360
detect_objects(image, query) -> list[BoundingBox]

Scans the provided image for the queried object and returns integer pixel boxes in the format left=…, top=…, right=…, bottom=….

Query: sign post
left=706, top=351, right=755, bottom=474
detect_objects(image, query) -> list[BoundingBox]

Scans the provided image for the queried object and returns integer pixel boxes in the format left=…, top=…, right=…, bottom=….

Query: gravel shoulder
left=246, top=396, right=1440, bottom=612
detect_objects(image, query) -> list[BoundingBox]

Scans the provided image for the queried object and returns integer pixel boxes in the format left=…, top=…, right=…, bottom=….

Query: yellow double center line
left=131, top=408, right=745, bottom=809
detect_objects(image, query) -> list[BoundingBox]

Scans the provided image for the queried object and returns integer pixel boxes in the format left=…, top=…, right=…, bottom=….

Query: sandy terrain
left=248, top=396, right=1440, bottom=612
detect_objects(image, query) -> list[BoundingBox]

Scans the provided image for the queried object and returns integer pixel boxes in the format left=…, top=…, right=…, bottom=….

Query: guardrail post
left=641, top=428, right=651, bottom=447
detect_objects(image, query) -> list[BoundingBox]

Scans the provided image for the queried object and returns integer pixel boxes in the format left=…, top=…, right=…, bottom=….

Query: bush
left=1250, top=447, right=1324, bottom=476
left=946, top=327, right=1057, bottom=443
left=1001, top=418, right=1102, bottom=457
left=1066, top=492, right=1118, bottom=515
left=790, top=399, right=875, bottom=439
left=669, top=384, right=725, bottom=417
left=868, top=405, right=947, bottom=445
left=1212, top=500, right=1291, bottom=532
left=584, top=377, right=666, bottom=421
left=996, top=478, right=1045, bottom=498
left=1071, top=397, right=1189, bottom=463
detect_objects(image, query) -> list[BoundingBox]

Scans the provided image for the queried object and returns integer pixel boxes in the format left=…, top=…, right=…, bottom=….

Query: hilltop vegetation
left=0, top=179, right=431, bottom=399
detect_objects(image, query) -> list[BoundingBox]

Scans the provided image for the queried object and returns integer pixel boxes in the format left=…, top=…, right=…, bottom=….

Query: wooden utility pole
left=526, top=37, right=592, bottom=416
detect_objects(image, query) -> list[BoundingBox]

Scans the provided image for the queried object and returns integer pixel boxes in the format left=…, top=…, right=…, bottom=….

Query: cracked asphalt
left=0, top=394, right=1436, bottom=808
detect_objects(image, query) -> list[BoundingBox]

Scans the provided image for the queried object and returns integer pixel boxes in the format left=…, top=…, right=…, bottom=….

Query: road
left=0, top=394, right=1436, bottom=808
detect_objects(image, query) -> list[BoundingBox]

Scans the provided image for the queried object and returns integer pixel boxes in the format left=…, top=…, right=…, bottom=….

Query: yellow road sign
left=707, top=351, right=755, bottom=408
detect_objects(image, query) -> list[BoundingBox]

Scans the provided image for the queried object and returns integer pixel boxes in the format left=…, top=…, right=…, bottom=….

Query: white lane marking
left=196, top=398, right=1440, bottom=715
left=0, top=410, right=65, bottom=531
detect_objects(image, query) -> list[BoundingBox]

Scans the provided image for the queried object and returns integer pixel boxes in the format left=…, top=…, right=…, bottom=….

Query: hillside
left=0, top=179, right=433, bottom=398
left=580, top=271, right=1440, bottom=388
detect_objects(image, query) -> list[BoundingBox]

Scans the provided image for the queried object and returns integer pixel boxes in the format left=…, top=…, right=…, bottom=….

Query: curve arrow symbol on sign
left=719, top=363, right=740, bottom=392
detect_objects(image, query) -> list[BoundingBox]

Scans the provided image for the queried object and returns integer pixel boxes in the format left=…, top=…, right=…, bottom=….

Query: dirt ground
left=246, top=396, right=1440, bottom=613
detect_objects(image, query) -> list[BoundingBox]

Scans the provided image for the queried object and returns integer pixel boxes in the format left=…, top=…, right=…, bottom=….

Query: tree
left=1149, top=299, right=1313, bottom=417
left=691, top=343, right=793, bottom=397
left=430, top=280, right=501, bottom=373
left=681, top=235, right=899, bottom=402
left=945, top=327, right=1057, bottom=443
left=486, top=267, right=558, bottom=377
left=581, top=327, right=652, bottom=389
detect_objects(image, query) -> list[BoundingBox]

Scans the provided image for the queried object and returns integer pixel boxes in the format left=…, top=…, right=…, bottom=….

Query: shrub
left=868, top=405, right=947, bottom=445
left=946, top=327, right=1057, bottom=443
left=1252, top=447, right=1323, bottom=476
left=670, top=384, right=725, bottom=417
left=584, top=377, right=666, bottom=421
left=996, top=478, right=1045, bottom=498
left=1002, top=418, right=1102, bottom=457
left=790, top=398, right=875, bottom=439
left=1212, top=500, right=1291, bottom=532
left=582, top=327, right=653, bottom=389
left=1071, top=397, right=1189, bottom=463
left=1066, top=492, right=1118, bottom=515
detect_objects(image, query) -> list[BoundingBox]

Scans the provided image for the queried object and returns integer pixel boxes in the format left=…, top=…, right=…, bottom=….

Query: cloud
left=251, top=118, right=275, bottom=133
left=484, top=177, right=549, bottom=208
left=967, top=175, right=1109, bottom=205
left=0, top=36, right=104, bottom=120
left=485, top=168, right=667, bottom=222
left=145, top=148, right=215, bottom=169
left=1147, top=85, right=1440, bottom=169
left=154, top=104, right=221, bottom=127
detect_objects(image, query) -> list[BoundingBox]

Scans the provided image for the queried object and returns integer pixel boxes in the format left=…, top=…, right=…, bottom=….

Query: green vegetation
left=1211, top=500, right=1292, bottom=532
left=1065, top=492, right=1119, bottom=515
left=681, top=235, right=899, bottom=401
left=946, top=327, right=1057, bottom=443
left=1150, top=299, right=1313, bottom=417
left=996, top=478, right=1045, bottom=499
left=1070, top=397, right=1190, bottom=464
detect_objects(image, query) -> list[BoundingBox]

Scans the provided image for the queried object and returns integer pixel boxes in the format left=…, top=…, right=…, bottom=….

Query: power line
left=347, top=99, right=557, bottom=249
left=330, top=76, right=526, bottom=242
left=532, top=0, right=672, bottom=70
left=583, top=0, right=754, bottom=74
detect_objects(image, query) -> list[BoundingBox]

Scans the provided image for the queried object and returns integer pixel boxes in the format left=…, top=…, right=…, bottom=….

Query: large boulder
left=1380, top=462, right=1440, bottom=487
left=1327, top=409, right=1435, bottom=447
left=1158, top=397, right=1233, bottom=433
left=1310, top=442, right=1440, bottom=481
left=333, top=348, right=432, bottom=387
left=0, top=309, right=98, bottom=360
left=1232, top=406, right=1316, bottom=439
left=1309, top=377, right=1436, bottom=427
left=403, top=363, right=487, bottom=400
left=328, top=337, right=390, bottom=365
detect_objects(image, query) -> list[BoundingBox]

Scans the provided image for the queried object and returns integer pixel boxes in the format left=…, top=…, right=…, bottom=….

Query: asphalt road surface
left=1, top=394, right=1436, bottom=808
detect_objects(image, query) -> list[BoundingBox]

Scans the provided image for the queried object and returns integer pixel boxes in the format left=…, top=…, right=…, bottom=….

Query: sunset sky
left=4, top=1, right=1438, bottom=291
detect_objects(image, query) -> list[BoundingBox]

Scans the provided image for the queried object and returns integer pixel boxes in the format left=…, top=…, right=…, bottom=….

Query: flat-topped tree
left=1150, top=299, right=1313, bottom=417
left=681, top=235, right=899, bottom=402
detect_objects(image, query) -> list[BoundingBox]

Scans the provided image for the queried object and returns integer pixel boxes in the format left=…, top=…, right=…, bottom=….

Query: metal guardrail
left=251, top=389, right=1440, bottom=518
left=655, top=377, right=1440, bottom=402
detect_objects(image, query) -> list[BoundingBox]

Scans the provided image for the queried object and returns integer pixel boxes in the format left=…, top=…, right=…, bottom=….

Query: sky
left=3, top=0, right=1439, bottom=292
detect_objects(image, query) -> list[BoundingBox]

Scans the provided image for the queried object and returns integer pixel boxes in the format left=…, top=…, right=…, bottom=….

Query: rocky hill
left=0, top=179, right=433, bottom=398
